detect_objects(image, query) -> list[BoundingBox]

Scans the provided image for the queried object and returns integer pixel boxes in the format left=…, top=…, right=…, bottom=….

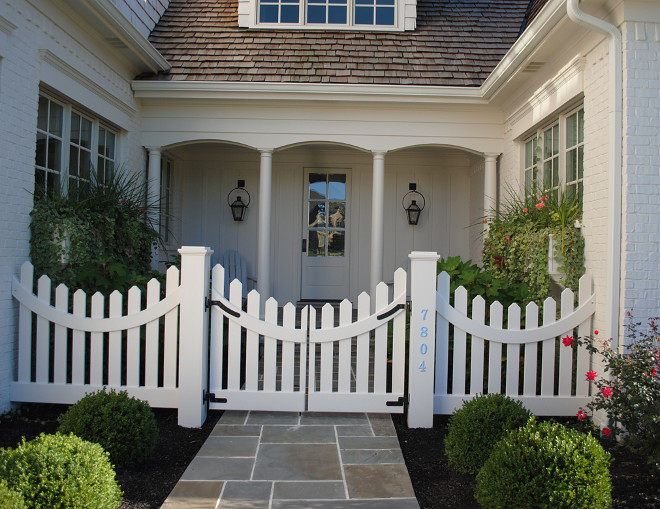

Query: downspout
left=566, top=0, right=623, bottom=351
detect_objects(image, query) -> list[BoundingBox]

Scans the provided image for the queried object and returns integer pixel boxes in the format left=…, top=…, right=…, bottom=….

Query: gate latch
left=386, top=396, right=407, bottom=407
left=203, top=390, right=227, bottom=404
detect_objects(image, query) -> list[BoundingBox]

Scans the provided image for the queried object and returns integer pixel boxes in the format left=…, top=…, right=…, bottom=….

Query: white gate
left=206, top=264, right=407, bottom=413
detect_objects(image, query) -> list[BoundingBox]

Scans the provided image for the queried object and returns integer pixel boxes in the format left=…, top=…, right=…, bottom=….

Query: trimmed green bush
left=444, top=393, right=532, bottom=474
left=0, top=480, right=27, bottom=509
left=58, top=389, right=158, bottom=469
left=475, top=419, right=612, bottom=509
left=0, top=433, right=122, bottom=509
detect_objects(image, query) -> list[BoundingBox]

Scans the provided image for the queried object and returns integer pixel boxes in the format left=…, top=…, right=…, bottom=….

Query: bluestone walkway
left=161, top=410, right=419, bottom=508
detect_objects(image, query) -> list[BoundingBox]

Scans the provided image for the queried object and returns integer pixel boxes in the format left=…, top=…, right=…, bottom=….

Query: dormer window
left=240, top=0, right=415, bottom=31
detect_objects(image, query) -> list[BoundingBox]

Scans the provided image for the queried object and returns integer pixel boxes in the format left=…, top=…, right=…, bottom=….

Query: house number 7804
left=419, top=308, right=429, bottom=372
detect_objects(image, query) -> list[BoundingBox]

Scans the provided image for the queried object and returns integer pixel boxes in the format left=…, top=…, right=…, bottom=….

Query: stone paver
left=162, top=411, right=419, bottom=508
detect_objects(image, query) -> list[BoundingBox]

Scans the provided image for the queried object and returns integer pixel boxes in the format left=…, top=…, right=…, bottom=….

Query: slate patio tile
left=344, top=464, right=416, bottom=499
left=196, top=436, right=259, bottom=457
left=253, top=443, right=342, bottom=481
left=271, top=498, right=419, bottom=508
left=261, top=425, right=335, bottom=443
left=180, top=457, right=254, bottom=481
left=341, top=448, right=405, bottom=465
left=161, top=481, right=224, bottom=509
left=272, top=481, right=346, bottom=500
left=335, top=424, right=374, bottom=437
left=300, top=412, right=369, bottom=425
left=367, top=414, right=397, bottom=436
left=338, top=436, right=401, bottom=450
left=218, top=481, right=271, bottom=509
left=218, top=411, right=249, bottom=425
left=211, top=424, right=262, bottom=437
left=246, top=411, right=300, bottom=425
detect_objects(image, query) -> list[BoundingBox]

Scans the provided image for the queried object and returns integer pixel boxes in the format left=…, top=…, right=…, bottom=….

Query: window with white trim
left=257, top=0, right=396, bottom=27
left=523, top=106, right=584, bottom=202
left=35, top=93, right=118, bottom=197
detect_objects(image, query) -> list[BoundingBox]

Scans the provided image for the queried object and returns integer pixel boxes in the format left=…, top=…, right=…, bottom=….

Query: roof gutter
left=566, top=0, right=622, bottom=350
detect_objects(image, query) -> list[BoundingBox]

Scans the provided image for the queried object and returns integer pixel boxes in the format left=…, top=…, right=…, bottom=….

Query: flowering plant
left=482, top=185, right=584, bottom=304
left=566, top=317, right=660, bottom=470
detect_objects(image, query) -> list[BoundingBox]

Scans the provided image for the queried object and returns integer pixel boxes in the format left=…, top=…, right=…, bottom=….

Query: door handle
left=302, top=239, right=307, bottom=252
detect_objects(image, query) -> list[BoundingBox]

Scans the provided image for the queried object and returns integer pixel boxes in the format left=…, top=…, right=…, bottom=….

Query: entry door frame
left=300, top=168, right=351, bottom=300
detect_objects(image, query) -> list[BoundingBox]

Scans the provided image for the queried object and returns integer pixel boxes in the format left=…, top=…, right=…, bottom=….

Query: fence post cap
left=408, top=251, right=440, bottom=261
left=178, top=246, right=214, bottom=256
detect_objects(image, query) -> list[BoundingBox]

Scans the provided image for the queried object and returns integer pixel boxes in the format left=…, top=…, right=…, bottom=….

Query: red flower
left=577, top=410, right=587, bottom=420
left=601, top=387, right=613, bottom=398
left=586, top=370, right=597, bottom=381
left=651, top=368, right=657, bottom=377
left=481, top=218, right=488, bottom=223
left=602, top=427, right=611, bottom=437
left=627, top=311, right=631, bottom=316
left=544, top=195, right=549, bottom=201
left=562, top=335, right=574, bottom=347
left=594, top=329, right=599, bottom=335
left=535, top=202, right=545, bottom=210
left=523, top=208, right=528, bottom=213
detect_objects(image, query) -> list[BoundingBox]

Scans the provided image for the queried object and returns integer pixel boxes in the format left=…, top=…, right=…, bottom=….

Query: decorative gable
left=237, top=0, right=417, bottom=31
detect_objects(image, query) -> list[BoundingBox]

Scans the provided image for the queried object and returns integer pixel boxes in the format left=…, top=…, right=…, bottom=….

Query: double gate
left=206, top=264, right=407, bottom=413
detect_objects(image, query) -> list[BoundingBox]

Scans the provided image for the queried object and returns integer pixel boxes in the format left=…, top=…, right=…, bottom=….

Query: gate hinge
left=386, top=396, right=407, bottom=407
left=203, top=390, right=227, bottom=404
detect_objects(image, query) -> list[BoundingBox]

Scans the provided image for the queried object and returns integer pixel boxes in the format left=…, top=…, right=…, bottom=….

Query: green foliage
left=0, top=480, right=27, bottom=509
left=30, top=168, right=164, bottom=294
left=569, top=317, right=660, bottom=470
left=58, top=389, right=158, bottom=469
left=437, top=256, right=532, bottom=308
left=444, top=393, right=532, bottom=474
left=482, top=185, right=585, bottom=304
left=0, top=432, right=122, bottom=509
left=475, top=419, right=612, bottom=509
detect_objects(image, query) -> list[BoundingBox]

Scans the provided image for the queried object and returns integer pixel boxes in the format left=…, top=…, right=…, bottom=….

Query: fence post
left=407, top=251, right=439, bottom=428
left=178, top=246, right=213, bottom=428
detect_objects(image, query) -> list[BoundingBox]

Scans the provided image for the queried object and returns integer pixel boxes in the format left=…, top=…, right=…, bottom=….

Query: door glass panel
left=308, top=231, right=326, bottom=256
left=309, top=202, right=326, bottom=227
left=309, top=173, right=326, bottom=199
left=328, top=174, right=346, bottom=200
left=327, top=231, right=344, bottom=256
left=328, top=202, right=345, bottom=227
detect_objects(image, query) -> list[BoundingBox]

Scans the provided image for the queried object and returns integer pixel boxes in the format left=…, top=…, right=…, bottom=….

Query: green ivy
left=482, top=186, right=585, bottom=304
left=30, top=168, right=164, bottom=294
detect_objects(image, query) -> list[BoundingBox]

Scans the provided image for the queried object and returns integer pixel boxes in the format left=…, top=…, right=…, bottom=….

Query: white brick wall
left=112, top=0, right=169, bottom=39
left=0, top=0, right=146, bottom=412
left=621, top=21, right=660, bottom=322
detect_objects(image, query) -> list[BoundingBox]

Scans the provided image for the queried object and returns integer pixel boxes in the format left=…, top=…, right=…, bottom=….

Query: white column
left=147, top=148, right=162, bottom=267
left=483, top=153, right=499, bottom=218
left=257, top=149, right=273, bottom=297
left=177, top=246, right=213, bottom=428
left=370, top=151, right=386, bottom=299
left=407, top=251, right=439, bottom=428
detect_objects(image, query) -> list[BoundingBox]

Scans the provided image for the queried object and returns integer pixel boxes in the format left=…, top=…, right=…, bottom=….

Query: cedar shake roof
left=145, top=0, right=533, bottom=86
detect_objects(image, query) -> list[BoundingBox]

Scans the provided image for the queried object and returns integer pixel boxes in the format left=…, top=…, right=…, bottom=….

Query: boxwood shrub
left=0, top=480, right=27, bottom=509
left=0, top=432, right=122, bottom=509
left=444, top=393, right=532, bottom=474
left=58, top=388, right=158, bottom=469
left=475, top=419, right=612, bottom=508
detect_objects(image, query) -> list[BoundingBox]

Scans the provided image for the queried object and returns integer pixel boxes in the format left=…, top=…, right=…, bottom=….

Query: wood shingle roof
left=145, top=0, right=533, bottom=86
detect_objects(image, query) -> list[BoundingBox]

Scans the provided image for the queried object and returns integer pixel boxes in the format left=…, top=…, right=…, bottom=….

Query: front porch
left=156, top=141, right=495, bottom=304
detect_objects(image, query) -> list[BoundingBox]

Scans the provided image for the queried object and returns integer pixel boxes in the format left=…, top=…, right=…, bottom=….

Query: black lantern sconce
left=402, top=183, right=425, bottom=226
left=227, top=180, right=250, bottom=222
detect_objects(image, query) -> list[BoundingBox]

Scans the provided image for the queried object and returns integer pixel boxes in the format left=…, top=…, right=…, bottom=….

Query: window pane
left=80, top=117, right=92, bottom=149
left=553, top=124, right=559, bottom=154
left=328, top=5, right=347, bottom=23
left=281, top=4, right=299, bottom=22
left=35, top=168, right=46, bottom=195
left=308, top=4, right=325, bottom=22
left=355, top=6, right=373, bottom=24
left=309, top=173, right=326, bottom=199
left=71, top=113, right=81, bottom=143
left=308, top=231, right=326, bottom=256
left=375, top=6, right=394, bottom=25
left=328, top=174, right=346, bottom=200
left=578, top=145, right=584, bottom=179
left=566, top=112, right=578, bottom=147
left=37, top=97, right=48, bottom=132
left=80, top=150, right=90, bottom=180
left=328, top=202, right=345, bottom=227
left=69, top=147, right=79, bottom=177
left=525, top=140, right=533, bottom=168
left=106, top=131, right=116, bottom=158
left=578, top=109, right=584, bottom=144
left=567, top=148, right=577, bottom=182
left=47, top=171, right=59, bottom=196
left=327, top=231, right=344, bottom=256
left=47, top=139, right=61, bottom=171
left=544, top=127, right=553, bottom=159
left=36, top=132, right=46, bottom=167
left=260, top=4, right=278, bottom=21
left=543, top=160, right=552, bottom=189
left=552, top=158, right=559, bottom=187
left=49, top=102, right=63, bottom=136
left=309, top=202, right=326, bottom=227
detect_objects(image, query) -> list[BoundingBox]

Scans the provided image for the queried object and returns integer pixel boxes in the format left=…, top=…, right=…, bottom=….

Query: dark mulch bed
left=1, top=405, right=659, bottom=508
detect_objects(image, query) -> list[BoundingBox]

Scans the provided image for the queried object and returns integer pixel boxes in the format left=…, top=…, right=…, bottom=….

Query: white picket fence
left=433, top=271, right=596, bottom=415
left=11, top=261, right=182, bottom=408
left=206, top=264, right=407, bottom=414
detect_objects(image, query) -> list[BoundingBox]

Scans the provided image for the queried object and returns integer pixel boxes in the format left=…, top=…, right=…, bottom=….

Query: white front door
left=301, top=169, right=350, bottom=300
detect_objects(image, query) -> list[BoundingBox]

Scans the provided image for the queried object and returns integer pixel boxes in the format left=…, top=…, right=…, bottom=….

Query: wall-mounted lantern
left=227, top=180, right=250, bottom=222
left=402, top=183, right=425, bottom=226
